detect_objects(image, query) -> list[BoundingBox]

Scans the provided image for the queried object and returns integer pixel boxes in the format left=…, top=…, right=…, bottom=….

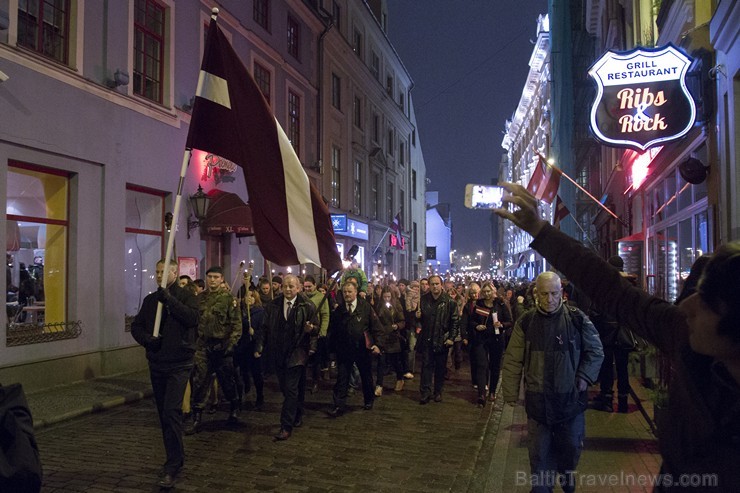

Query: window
left=413, top=221, right=418, bottom=251
left=254, top=62, right=271, bottom=104
left=387, top=128, right=394, bottom=156
left=412, top=169, right=417, bottom=198
left=386, top=75, right=393, bottom=97
left=17, top=0, right=70, bottom=64
left=386, top=181, right=394, bottom=222
left=253, top=0, right=269, bottom=31
left=331, top=73, right=341, bottom=110
left=287, top=16, right=300, bottom=60
left=399, top=92, right=405, bottom=113
left=371, top=52, right=380, bottom=80
left=353, top=160, right=362, bottom=214
left=6, top=162, right=70, bottom=328
left=125, top=185, right=165, bottom=322
left=371, top=173, right=379, bottom=220
left=331, top=146, right=341, bottom=207
left=353, top=96, right=363, bottom=128
left=332, top=1, right=341, bottom=31
left=373, top=114, right=380, bottom=143
left=288, top=90, right=301, bottom=155
left=399, top=141, right=405, bottom=166
left=353, top=28, right=363, bottom=59
left=133, top=0, right=166, bottom=103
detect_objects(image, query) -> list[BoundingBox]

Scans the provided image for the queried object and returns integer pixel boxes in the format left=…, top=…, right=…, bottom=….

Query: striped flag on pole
left=526, top=156, right=560, bottom=204
left=553, top=195, right=570, bottom=229
left=391, top=213, right=404, bottom=249
left=186, top=18, right=342, bottom=273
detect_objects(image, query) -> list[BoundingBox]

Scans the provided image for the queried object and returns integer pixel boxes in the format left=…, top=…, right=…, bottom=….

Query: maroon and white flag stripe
left=186, top=19, right=342, bottom=273
left=553, top=195, right=570, bottom=229
left=526, top=156, right=561, bottom=204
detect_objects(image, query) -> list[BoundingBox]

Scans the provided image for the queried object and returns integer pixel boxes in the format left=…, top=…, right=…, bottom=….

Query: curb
left=33, top=388, right=154, bottom=430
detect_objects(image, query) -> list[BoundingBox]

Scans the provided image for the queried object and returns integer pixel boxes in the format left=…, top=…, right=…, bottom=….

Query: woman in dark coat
left=464, top=281, right=512, bottom=407
left=374, top=288, right=406, bottom=394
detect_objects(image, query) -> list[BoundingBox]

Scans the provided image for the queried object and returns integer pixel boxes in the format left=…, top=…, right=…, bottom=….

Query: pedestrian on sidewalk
left=374, top=288, right=407, bottom=394
left=496, top=181, right=740, bottom=492
left=235, top=286, right=265, bottom=411
left=501, top=271, right=604, bottom=493
left=131, top=259, right=199, bottom=489
left=416, top=275, right=460, bottom=404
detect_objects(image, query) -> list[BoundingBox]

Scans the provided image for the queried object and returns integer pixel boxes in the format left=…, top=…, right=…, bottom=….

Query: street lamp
left=187, top=185, right=211, bottom=239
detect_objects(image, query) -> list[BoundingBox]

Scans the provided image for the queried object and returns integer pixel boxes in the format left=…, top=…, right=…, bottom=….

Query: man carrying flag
left=186, top=10, right=342, bottom=274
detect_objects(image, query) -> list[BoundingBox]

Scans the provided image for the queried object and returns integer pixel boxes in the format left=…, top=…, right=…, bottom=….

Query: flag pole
left=536, top=152, right=627, bottom=227
left=153, top=149, right=193, bottom=338
left=371, top=227, right=393, bottom=258
left=564, top=212, right=598, bottom=249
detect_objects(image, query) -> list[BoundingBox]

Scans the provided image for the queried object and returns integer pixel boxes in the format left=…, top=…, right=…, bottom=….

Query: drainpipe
left=316, top=18, right=334, bottom=176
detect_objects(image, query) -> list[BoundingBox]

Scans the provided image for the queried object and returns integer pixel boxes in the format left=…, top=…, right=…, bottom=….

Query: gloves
left=156, top=287, right=173, bottom=304
left=146, top=336, right=162, bottom=352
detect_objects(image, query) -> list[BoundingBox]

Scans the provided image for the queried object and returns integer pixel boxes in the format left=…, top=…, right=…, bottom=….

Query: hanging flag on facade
left=553, top=195, right=570, bottom=229
left=516, top=252, right=527, bottom=269
left=390, top=213, right=404, bottom=250
left=526, top=156, right=561, bottom=204
left=186, top=18, right=342, bottom=273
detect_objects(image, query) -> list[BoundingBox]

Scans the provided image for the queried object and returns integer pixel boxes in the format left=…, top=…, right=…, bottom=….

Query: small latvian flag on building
left=553, top=195, right=570, bottom=230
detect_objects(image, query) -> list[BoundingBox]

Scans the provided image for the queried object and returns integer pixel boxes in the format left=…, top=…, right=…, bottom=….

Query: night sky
left=388, top=0, right=549, bottom=257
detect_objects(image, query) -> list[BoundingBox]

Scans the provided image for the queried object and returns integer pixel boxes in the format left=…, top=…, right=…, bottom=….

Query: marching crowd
left=130, top=183, right=740, bottom=491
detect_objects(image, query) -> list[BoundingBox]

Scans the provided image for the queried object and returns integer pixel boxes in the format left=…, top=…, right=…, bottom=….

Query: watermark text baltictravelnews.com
left=516, top=470, right=718, bottom=488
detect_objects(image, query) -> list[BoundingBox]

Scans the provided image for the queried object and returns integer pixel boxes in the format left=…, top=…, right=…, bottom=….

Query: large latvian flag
left=526, top=156, right=561, bottom=204
left=186, top=18, right=342, bottom=273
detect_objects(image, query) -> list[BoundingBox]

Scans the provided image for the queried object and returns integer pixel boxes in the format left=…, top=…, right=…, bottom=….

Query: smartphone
left=464, top=184, right=505, bottom=209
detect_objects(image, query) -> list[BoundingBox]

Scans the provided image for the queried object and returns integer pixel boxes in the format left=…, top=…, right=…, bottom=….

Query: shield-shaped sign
left=588, top=44, right=696, bottom=151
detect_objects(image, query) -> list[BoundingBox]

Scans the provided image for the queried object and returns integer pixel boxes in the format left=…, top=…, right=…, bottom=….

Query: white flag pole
left=153, top=149, right=193, bottom=338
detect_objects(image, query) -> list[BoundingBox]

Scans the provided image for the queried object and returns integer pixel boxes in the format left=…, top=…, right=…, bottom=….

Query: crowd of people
left=130, top=185, right=739, bottom=492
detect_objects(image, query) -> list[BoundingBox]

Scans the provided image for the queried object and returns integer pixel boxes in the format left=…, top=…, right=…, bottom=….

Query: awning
left=202, top=189, right=254, bottom=236
left=617, top=232, right=644, bottom=242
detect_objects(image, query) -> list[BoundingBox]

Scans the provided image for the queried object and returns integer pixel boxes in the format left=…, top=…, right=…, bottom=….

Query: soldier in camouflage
left=185, top=266, right=242, bottom=434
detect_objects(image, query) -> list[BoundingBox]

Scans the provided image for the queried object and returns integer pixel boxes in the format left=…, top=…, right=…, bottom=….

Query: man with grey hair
left=501, top=271, right=603, bottom=493
left=256, top=274, right=318, bottom=441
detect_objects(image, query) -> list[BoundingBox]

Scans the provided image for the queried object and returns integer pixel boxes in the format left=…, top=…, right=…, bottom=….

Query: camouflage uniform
left=191, top=289, right=242, bottom=413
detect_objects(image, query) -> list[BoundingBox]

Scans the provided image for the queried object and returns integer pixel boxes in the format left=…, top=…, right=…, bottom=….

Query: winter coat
left=257, top=294, right=318, bottom=368
left=501, top=303, right=603, bottom=425
left=328, top=297, right=381, bottom=355
left=531, top=223, right=740, bottom=491
left=462, top=298, right=512, bottom=344
left=375, top=300, right=406, bottom=354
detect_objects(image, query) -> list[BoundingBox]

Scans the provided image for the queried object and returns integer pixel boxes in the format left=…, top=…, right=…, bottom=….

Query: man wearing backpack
left=502, top=271, right=603, bottom=493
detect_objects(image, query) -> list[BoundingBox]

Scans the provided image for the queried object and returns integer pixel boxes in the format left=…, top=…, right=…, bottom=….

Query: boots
left=617, top=394, right=629, bottom=413
left=185, top=410, right=202, bottom=435
left=228, top=399, right=241, bottom=423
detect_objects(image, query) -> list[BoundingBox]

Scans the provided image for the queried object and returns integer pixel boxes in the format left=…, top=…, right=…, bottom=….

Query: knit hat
left=607, top=255, right=624, bottom=270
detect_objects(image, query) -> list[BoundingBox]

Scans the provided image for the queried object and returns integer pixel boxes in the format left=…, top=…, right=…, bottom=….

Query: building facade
left=1, top=0, right=426, bottom=389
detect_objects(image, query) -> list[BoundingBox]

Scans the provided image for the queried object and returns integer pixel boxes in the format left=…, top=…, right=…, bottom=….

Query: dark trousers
left=419, top=348, right=448, bottom=398
left=471, top=336, right=505, bottom=398
left=469, top=343, right=478, bottom=386
left=150, top=365, right=191, bottom=474
left=308, top=336, right=330, bottom=381
left=191, top=345, right=238, bottom=410
left=333, top=347, right=374, bottom=409
left=376, top=352, right=404, bottom=387
left=598, top=346, right=631, bottom=397
left=235, top=347, right=264, bottom=403
left=276, top=364, right=306, bottom=432
left=451, top=340, right=464, bottom=369
left=527, top=413, right=584, bottom=493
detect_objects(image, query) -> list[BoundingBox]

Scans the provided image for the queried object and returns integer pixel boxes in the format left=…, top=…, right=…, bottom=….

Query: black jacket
left=257, top=293, right=317, bottom=368
left=416, top=292, right=460, bottom=353
left=131, top=282, right=199, bottom=370
left=328, top=298, right=381, bottom=355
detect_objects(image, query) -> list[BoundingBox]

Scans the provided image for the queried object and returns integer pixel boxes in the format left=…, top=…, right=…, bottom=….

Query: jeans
left=527, top=413, right=585, bottom=493
left=150, top=366, right=191, bottom=474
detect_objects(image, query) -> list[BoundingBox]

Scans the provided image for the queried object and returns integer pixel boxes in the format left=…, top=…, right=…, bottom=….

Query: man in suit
left=327, top=281, right=382, bottom=417
left=256, top=275, right=318, bottom=441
